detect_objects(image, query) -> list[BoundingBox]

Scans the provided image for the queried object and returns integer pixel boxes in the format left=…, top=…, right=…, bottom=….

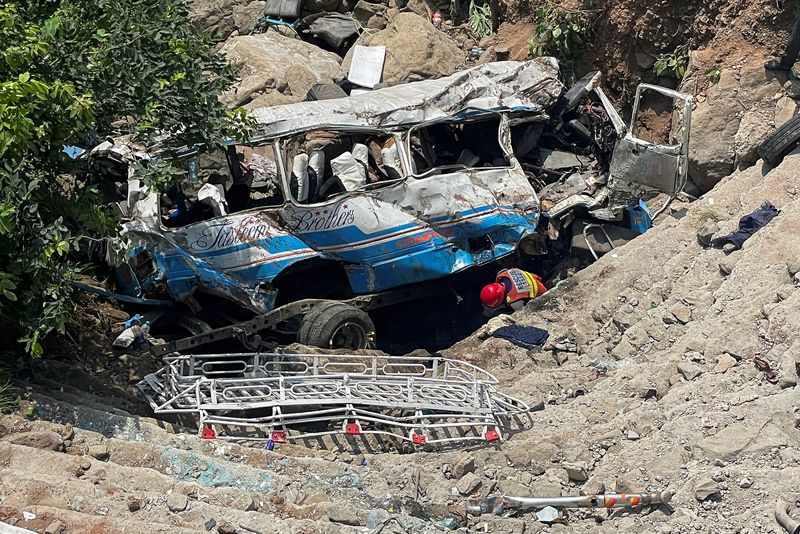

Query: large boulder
left=190, top=0, right=266, bottom=40
left=341, top=12, right=464, bottom=85
left=681, top=66, right=784, bottom=193
left=220, top=32, right=343, bottom=108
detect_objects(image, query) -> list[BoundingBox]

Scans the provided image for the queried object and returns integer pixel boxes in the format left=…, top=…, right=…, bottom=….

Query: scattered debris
left=536, top=506, right=561, bottom=523
left=347, top=45, right=386, bottom=88
left=466, top=491, right=672, bottom=515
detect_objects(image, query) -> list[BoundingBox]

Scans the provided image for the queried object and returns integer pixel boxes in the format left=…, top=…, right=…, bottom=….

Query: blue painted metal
left=627, top=200, right=653, bottom=235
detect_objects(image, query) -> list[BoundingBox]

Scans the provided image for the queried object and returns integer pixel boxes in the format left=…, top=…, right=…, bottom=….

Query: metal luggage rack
left=138, top=352, right=532, bottom=446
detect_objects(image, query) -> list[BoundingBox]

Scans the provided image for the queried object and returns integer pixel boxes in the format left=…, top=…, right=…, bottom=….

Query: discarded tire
left=758, top=114, right=800, bottom=166
left=297, top=302, right=376, bottom=350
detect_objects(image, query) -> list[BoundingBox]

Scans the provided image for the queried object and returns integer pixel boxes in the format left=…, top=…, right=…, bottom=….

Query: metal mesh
left=139, top=351, right=530, bottom=445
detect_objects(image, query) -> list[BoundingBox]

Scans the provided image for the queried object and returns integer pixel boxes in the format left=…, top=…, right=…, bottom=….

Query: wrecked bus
left=92, top=59, right=692, bottom=353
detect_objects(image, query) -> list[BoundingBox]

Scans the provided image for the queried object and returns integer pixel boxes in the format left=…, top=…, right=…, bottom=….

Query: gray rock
left=668, top=303, right=692, bottom=324
left=231, top=493, right=257, bottom=511
left=734, top=109, right=775, bottom=169
left=167, top=492, right=189, bottom=513
left=562, top=462, right=589, bottom=482
left=787, top=258, right=800, bottom=277
left=681, top=66, right=783, bottom=192
left=4, top=431, right=64, bottom=452
left=88, top=444, right=109, bottom=461
left=694, top=480, right=721, bottom=501
left=697, top=220, right=719, bottom=246
left=45, top=520, right=65, bottom=534
left=723, top=243, right=737, bottom=254
left=217, top=522, right=237, bottom=534
left=785, top=78, right=800, bottom=99
left=697, top=422, right=791, bottom=460
left=451, top=451, right=476, bottom=478
left=677, top=362, right=703, bottom=381
left=778, top=351, right=799, bottom=389
left=456, top=472, right=482, bottom=496
left=317, top=501, right=363, bottom=525
left=79, top=457, right=92, bottom=470
left=341, top=13, right=463, bottom=85
left=352, top=0, right=388, bottom=30
left=190, top=0, right=266, bottom=40
left=220, top=32, right=342, bottom=108
left=478, top=515, right=526, bottom=534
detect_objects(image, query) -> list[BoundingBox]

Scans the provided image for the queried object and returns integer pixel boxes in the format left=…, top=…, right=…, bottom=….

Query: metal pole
left=466, top=491, right=673, bottom=516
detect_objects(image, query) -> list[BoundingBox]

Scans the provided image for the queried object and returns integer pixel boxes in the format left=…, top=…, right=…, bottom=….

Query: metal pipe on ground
left=466, top=491, right=673, bottom=516
left=776, top=499, right=800, bottom=534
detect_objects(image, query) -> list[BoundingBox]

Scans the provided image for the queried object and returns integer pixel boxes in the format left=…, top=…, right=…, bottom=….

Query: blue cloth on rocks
left=492, top=325, right=549, bottom=349
left=709, top=201, right=780, bottom=250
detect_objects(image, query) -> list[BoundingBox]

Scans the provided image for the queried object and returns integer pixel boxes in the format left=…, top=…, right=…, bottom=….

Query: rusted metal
left=754, top=356, right=779, bottom=383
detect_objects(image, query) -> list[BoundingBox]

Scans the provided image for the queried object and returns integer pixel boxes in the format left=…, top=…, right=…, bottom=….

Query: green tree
left=0, top=0, right=247, bottom=356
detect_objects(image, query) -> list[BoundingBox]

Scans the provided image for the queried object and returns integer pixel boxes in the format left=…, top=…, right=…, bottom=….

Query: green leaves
left=653, top=44, right=690, bottom=79
left=468, top=0, right=492, bottom=39
left=527, top=2, right=593, bottom=83
left=1, top=0, right=241, bottom=357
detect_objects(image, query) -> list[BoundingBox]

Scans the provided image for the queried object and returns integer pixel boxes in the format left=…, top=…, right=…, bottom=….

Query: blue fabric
left=493, top=325, right=549, bottom=349
left=710, top=201, right=780, bottom=250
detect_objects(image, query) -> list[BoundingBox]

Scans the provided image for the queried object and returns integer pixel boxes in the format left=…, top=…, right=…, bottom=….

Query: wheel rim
left=328, top=321, right=371, bottom=349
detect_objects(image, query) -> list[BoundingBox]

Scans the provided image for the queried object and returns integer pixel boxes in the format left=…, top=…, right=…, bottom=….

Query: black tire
left=297, top=302, right=376, bottom=350
left=759, top=114, right=800, bottom=166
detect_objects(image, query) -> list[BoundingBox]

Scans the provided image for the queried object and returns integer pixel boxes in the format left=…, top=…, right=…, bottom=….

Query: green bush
left=653, top=44, right=690, bottom=79
left=468, top=0, right=492, bottom=39
left=0, top=0, right=250, bottom=357
left=527, top=2, right=593, bottom=83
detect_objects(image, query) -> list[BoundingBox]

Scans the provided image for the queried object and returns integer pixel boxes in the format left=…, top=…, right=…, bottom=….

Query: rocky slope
left=4, top=0, right=800, bottom=532
left=442, top=149, right=800, bottom=533
left=4, top=151, right=800, bottom=534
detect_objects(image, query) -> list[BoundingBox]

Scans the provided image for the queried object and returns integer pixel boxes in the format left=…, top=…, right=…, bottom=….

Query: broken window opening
left=159, top=147, right=284, bottom=228
left=281, top=130, right=404, bottom=205
left=408, top=116, right=511, bottom=177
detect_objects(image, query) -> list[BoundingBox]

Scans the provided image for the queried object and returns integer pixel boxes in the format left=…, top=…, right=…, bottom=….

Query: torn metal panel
left=119, top=215, right=313, bottom=313
left=608, top=83, right=693, bottom=200
left=249, top=60, right=564, bottom=139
